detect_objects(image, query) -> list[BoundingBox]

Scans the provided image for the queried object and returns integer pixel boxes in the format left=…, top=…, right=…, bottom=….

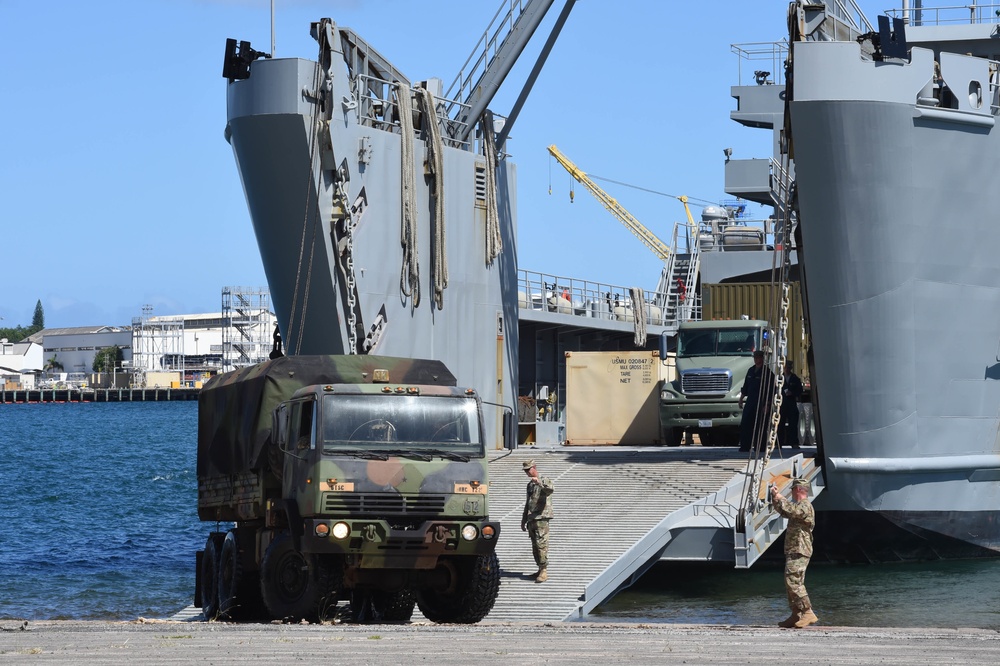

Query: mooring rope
left=397, top=81, right=420, bottom=308
left=418, top=87, right=448, bottom=309
left=629, top=286, right=647, bottom=346
left=481, top=112, right=502, bottom=265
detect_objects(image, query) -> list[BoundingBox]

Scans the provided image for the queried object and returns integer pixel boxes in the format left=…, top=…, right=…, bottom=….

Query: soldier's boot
left=535, top=567, right=548, bottom=583
left=793, top=598, right=818, bottom=628
left=777, top=611, right=799, bottom=628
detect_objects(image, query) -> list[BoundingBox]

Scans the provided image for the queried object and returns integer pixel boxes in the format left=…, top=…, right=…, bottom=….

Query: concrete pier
left=0, top=387, right=200, bottom=403
left=2, top=620, right=997, bottom=664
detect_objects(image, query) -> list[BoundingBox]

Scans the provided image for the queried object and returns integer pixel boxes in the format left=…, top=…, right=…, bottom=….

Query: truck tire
left=416, top=552, right=500, bottom=624
left=200, top=532, right=225, bottom=621
left=218, top=530, right=264, bottom=620
left=661, top=426, right=679, bottom=447
left=260, top=533, right=342, bottom=622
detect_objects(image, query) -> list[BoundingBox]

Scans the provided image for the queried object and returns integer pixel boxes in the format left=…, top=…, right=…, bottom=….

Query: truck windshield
left=678, top=328, right=759, bottom=357
left=321, top=394, right=483, bottom=457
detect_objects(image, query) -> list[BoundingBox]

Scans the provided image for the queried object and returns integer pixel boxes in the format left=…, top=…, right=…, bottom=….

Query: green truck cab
left=195, top=355, right=502, bottom=624
left=658, top=320, right=770, bottom=446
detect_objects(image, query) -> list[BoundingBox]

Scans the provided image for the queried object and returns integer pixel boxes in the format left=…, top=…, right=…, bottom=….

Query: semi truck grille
left=323, top=493, right=447, bottom=516
left=681, top=370, right=732, bottom=395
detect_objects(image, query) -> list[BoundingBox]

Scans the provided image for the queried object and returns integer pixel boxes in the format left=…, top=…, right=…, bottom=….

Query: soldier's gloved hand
left=521, top=522, right=527, bottom=532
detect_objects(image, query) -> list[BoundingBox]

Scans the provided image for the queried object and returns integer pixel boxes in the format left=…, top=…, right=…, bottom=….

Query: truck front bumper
left=660, top=401, right=742, bottom=429
left=300, top=518, right=500, bottom=568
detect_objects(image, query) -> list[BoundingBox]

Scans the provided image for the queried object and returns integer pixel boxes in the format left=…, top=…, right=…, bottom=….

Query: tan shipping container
left=146, top=371, right=182, bottom=388
left=564, top=350, right=675, bottom=445
left=702, top=282, right=809, bottom=384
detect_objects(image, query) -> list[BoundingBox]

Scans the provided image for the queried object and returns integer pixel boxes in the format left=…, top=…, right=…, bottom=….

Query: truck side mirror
left=659, top=331, right=669, bottom=361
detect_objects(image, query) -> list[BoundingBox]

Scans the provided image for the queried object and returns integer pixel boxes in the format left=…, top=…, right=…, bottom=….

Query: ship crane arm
left=446, top=0, right=577, bottom=146
left=547, top=144, right=672, bottom=262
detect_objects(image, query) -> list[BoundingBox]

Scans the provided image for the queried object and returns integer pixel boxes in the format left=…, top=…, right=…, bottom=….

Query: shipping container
left=564, top=350, right=674, bottom=445
left=702, top=282, right=809, bottom=385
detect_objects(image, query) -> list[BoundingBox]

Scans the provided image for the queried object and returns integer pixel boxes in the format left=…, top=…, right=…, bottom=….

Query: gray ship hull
left=789, top=38, right=1000, bottom=554
left=226, top=53, right=519, bottom=443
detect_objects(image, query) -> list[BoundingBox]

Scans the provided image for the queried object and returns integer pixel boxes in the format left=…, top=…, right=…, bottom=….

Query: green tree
left=44, top=355, right=64, bottom=373
left=31, top=300, right=44, bottom=331
left=93, top=346, right=124, bottom=373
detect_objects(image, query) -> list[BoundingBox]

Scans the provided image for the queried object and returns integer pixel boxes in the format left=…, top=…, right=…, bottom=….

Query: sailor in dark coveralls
left=777, top=361, right=804, bottom=448
left=770, top=477, right=818, bottom=628
left=520, top=460, right=554, bottom=583
left=738, top=350, right=775, bottom=452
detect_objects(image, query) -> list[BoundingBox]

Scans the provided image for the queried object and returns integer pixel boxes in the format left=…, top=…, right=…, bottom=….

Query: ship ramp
left=484, top=447, right=823, bottom=621
left=172, top=447, right=821, bottom=623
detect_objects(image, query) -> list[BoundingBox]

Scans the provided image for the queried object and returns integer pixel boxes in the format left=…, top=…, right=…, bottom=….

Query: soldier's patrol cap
left=522, top=460, right=535, bottom=470
left=791, top=478, right=810, bottom=488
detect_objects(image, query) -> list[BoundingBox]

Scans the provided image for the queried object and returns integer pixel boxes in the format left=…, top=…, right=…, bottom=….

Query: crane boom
left=547, top=144, right=679, bottom=262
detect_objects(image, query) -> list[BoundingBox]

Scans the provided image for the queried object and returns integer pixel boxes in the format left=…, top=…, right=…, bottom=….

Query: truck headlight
left=332, top=521, right=350, bottom=539
left=461, top=524, right=478, bottom=541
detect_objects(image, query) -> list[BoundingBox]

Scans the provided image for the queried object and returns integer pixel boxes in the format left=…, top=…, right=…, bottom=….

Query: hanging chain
left=741, top=156, right=795, bottom=517
left=340, top=178, right=359, bottom=355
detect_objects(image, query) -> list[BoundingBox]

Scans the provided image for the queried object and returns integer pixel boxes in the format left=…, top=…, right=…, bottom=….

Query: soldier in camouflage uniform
left=769, top=477, right=818, bottom=628
left=521, top=460, right=554, bottom=583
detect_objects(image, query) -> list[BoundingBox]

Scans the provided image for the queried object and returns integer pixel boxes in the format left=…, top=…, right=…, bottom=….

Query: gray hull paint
left=790, top=40, right=1000, bottom=551
left=226, top=57, right=519, bottom=443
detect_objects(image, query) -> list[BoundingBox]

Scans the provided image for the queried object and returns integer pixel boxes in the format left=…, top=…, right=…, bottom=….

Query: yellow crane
left=547, top=144, right=696, bottom=262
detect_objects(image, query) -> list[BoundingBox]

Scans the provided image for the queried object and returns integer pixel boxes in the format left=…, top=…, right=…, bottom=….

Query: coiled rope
left=397, top=81, right=420, bottom=308
left=418, top=87, right=448, bottom=309
left=629, top=286, right=647, bottom=346
left=481, top=112, right=502, bottom=265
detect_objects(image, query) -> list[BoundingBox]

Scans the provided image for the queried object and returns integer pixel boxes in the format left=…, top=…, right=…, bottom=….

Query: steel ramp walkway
left=481, top=447, right=822, bottom=621
left=171, top=447, right=820, bottom=623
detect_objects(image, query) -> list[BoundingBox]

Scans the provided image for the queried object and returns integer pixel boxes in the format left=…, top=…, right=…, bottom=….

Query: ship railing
left=827, top=0, right=874, bottom=33
left=887, top=3, right=1000, bottom=25
left=352, top=73, right=508, bottom=154
left=442, top=0, right=531, bottom=122
left=730, top=41, right=789, bottom=87
left=517, top=269, right=698, bottom=328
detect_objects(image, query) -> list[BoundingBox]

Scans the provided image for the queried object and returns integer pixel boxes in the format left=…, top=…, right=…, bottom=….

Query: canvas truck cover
left=197, top=355, right=457, bottom=479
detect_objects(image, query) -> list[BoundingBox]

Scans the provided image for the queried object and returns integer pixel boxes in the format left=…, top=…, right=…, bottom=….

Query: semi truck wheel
left=660, top=426, right=679, bottom=447
left=260, top=533, right=342, bottom=622
left=416, top=552, right=500, bottom=624
left=199, top=532, right=225, bottom=621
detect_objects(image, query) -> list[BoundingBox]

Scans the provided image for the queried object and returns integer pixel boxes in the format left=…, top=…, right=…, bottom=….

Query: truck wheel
left=260, top=533, right=342, bottom=622
left=218, top=530, right=264, bottom=620
left=661, top=427, right=679, bottom=447
left=199, top=532, right=225, bottom=621
left=416, top=552, right=500, bottom=624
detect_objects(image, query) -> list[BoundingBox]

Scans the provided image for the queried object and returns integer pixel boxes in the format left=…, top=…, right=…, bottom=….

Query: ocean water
left=2, top=402, right=1000, bottom=626
left=1, top=402, right=203, bottom=620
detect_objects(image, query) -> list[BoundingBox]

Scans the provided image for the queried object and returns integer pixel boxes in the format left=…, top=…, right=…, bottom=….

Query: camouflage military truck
left=195, top=355, right=502, bottom=624
left=658, top=320, right=770, bottom=446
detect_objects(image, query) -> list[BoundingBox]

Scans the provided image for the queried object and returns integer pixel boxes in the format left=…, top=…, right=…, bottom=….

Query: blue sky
left=0, top=0, right=884, bottom=329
